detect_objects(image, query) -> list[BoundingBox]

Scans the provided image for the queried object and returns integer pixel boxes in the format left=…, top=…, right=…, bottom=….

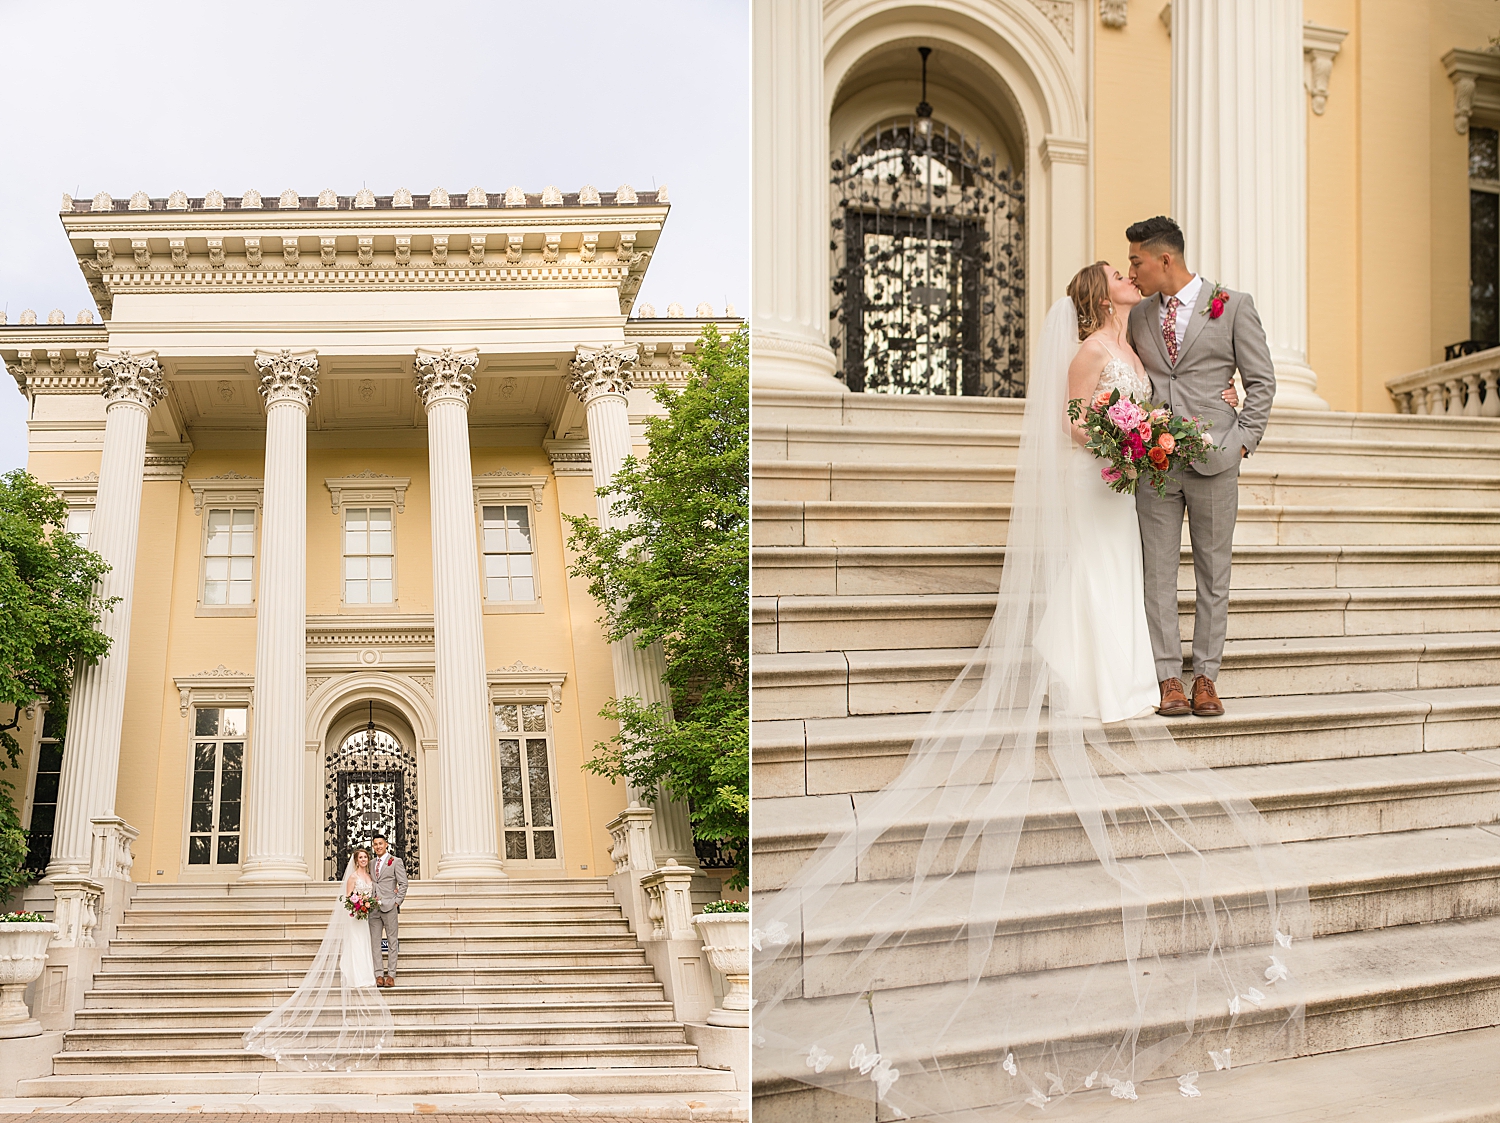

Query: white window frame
left=189, top=475, right=264, bottom=617
left=474, top=471, right=547, bottom=614
left=51, top=475, right=98, bottom=548
left=326, top=475, right=409, bottom=613
left=173, top=667, right=254, bottom=880
left=488, top=662, right=566, bottom=868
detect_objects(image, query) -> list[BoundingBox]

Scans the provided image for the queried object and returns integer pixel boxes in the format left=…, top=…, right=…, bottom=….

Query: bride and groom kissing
left=1047, top=214, right=1276, bottom=725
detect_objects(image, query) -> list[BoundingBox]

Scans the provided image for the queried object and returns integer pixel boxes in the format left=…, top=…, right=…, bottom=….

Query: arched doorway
left=323, top=702, right=421, bottom=880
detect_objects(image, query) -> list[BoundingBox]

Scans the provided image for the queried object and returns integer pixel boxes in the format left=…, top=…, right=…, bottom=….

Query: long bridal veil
left=242, top=857, right=393, bottom=1071
left=752, top=299, right=1311, bottom=1117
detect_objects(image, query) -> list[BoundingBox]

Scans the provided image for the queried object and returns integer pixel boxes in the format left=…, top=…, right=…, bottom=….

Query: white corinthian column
left=239, top=349, right=317, bottom=882
left=751, top=0, right=843, bottom=392
left=1172, top=0, right=1330, bottom=410
left=46, top=351, right=165, bottom=878
left=415, top=347, right=505, bottom=879
left=569, top=345, right=698, bottom=866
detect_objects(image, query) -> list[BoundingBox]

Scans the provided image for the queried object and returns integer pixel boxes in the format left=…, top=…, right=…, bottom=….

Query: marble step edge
left=59, top=1020, right=692, bottom=1045
left=16, top=1065, right=740, bottom=1098
left=88, top=966, right=661, bottom=983
left=111, top=922, right=635, bottom=937
left=82, top=984, right=666, bottom=1000
left=753, top=499, right=1500, bottom=523
left=126, top=879, right=613, bottom=896
left=750, top=910, right=1500, bottom=1100
left=73, top=1001, right=678, bottom=1024
left=49, top=1042, right=705, bottom=1065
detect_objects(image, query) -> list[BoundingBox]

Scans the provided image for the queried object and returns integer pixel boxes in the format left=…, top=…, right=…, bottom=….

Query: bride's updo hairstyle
left=1066, top=261, right=1112, bottom=341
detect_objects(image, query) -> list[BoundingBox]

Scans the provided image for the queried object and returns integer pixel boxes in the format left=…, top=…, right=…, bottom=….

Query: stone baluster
left=46, top=352, right=164, bottom=878
left=1483, top=371, right=1500, bottom=418
left=1172, top=0, right=1330, bottom=410
left=568, top=346, right=700, bottom=868
left=415, top=347, right=505, bottom=879
left=1395, top=391, right=1413, bottom=415
left=1464, top=373, right=1484, bottom=417
left=239, top=349, right=317, bottom=882
left=1426, top=384, right=1444, bottom=415
left=1445, top=379, right=1464, bottom=417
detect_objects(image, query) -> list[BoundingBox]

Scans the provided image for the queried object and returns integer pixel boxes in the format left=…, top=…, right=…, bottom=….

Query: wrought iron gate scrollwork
left=831, top=120, right=1026, bottom=397
left=324, top=716, right=420, bottom=880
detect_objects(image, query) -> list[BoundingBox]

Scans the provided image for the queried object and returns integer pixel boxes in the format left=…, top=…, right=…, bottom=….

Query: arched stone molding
left=823, top=0, right=1091, bottom=377
left=305, top=673, right=439, bottom=879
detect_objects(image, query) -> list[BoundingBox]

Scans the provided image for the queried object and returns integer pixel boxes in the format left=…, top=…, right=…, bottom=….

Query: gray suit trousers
left=368, top=906, right=399, bottom=976
left=1136, top=466, right=1239, bottom=682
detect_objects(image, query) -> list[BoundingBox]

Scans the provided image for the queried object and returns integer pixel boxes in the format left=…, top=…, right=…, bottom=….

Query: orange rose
left=1157, top=432, right=1176, bottom=453
left=1148, top=447, right=1169, bottom=468
left=1093, top=391, right=1111, bottom=411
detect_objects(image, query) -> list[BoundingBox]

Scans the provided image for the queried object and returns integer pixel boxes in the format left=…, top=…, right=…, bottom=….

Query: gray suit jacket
left=1128, top=281, right=1276, bottom=477
left=370, top=852, right=407, bottom=913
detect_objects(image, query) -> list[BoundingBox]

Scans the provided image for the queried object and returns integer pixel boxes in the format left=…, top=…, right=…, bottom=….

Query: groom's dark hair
left=371, top=834, right=387, bottom=843
left=1125, top=216, right=1185, bottom=257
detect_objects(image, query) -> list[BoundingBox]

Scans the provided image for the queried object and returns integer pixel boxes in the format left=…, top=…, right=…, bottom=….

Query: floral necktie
left=1163, top=296, right=1182, bottom=365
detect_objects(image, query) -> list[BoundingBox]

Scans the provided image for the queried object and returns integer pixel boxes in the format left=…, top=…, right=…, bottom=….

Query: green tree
left=566, top=325, right=749, bottom=888
left=0, top=470, right=115, bottom=894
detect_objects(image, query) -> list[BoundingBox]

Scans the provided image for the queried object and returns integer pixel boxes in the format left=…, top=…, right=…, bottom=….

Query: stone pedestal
left=1172, top=0, right=1330, bottom=410
left=240, top=349, right=318, bottom=882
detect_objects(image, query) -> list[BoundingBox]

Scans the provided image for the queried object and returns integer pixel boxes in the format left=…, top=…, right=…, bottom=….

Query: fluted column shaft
left=46, top=352, right=165, bottom=877
left=751, top=0, right=841, bottom=392
left=239, top=350, right=317, bottom=882
left=569, top=346, right=698, bottom=866
left=416, top=348, right=505, bottom=879
left=1172, top=0, right=1329, bottom=410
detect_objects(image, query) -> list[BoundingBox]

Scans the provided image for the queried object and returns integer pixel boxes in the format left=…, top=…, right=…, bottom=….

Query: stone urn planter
left=693, top=910, right=751, bottom=1028
left=0, top=920, right=57, bottom=1039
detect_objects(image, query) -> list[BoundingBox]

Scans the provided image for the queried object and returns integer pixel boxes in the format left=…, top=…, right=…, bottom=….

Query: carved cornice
left=414, top=347, right=479, bottom=408
left=325, top=473, right=410, bottom=514
left=254, top=348, right=319, bottom=407
left=95, top=350, right=166, bottom=409
left=487, top=660, right=567, bottom=713
left=568, top=344, right=639, bottom=404
left=542, top=438, right=592, bottom=476
left=473, top=469, right=547, bottom=511
left=1445, top=48, right=1500, bottom=135
left=1304, top=23, right=1349, bottom=117
left=174, top=665, right=254, bottom=717
left=189, top=473, right=265, bottom=515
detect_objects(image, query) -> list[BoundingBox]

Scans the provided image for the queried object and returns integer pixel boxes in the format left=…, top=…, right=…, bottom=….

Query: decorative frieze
left=254, top=348, right=319, bottom=407
left=174, top=665, right=253, bottom=717
left=95, top=351, right=165, bottom=409
left=414, top=346, right=479, bottom=407
left=188, top=471, right=264, bottom=516
left=487, top=660, right=567, bottom=713
left=325, top=471, right=410, bottom=515
left=474, top=469, right=547, bottom=511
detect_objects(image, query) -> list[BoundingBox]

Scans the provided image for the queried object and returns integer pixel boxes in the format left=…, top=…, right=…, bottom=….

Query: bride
left=243, top=845, right=393, bottom=1070
left=752, top=267, right=1312, bottom=1117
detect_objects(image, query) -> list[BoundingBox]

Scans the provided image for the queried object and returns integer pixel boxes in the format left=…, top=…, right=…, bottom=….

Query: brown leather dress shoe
left=384, top=975, right=396, bottom=987
left=1191, top=675, right=1225, bottom=717
left=1157, top=677, right=1192, bottom=717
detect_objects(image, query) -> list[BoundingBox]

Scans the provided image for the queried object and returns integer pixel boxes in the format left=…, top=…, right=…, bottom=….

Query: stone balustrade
left=1387, top=346, right=1500, bottom=417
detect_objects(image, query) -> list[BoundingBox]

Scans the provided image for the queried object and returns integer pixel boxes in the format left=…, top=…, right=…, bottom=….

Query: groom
left=368, top=834, right=407, bottom=987
left=1126, top=216, right=1275, bottom=718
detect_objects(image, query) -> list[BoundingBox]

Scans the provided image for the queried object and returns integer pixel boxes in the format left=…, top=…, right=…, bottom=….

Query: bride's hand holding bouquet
left=1068, top=388, right=1212, bottom=497
left=343, top=887, right=377, bottom=920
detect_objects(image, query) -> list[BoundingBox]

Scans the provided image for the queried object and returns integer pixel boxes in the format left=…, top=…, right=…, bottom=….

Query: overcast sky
left=0, top=0, right=749, bottom=471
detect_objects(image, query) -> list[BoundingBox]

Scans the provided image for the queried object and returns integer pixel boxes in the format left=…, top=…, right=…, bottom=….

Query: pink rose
left=1138, top=420, right=1152, bottom=440
left=1101, top=465, right=1123, bottom=484
left=1106, top=399, right=1145, bottom=431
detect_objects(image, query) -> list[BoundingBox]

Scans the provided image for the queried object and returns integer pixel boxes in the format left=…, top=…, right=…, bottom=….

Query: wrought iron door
left=324, top=718, right=420, bottom=879
left=832, top=121, right=1026, bottom=396
left=335, top=771, right=404, bottom=877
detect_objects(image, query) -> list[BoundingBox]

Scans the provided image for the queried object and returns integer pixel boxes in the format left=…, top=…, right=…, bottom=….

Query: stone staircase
left=751, top=388, right=1500, bottom=1120
left=17, top=878, right=738, bottom=1098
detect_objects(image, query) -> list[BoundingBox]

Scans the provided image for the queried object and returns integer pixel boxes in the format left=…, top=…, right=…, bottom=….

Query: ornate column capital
left=95, top=350, right=165, bottom=410
left=568, top=344, right=640, bottom=404
left=414, top=346, right=479, bottom=409
left=254, top=348, right=320, bottom=407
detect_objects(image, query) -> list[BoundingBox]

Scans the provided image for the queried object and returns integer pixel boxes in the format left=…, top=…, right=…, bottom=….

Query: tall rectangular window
left=188, top=707, right=246, bottom=866
left=344, top=507, right=394, bottom=604
left=481, top=505, right=536, bottom=602
left=203, top=508, right=256, bottom=606
left=494, top=702, right=557, bottom=861
left=65, top=508, right=92, bottom=545
left=24, top=711, right=65, bottom=873
left=1471, top=126, right=1500, bottom=343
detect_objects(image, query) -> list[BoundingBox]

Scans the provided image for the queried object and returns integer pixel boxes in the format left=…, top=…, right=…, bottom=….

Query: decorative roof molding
left=188, top=473, right=265, bottom=515
left=487, top=661, right=567, bottom=712
left=1304, top=22, right=1349, bottom=116
left=325, top=473, right=410, bottom=515
left=305, top=614, right=434, bottom=649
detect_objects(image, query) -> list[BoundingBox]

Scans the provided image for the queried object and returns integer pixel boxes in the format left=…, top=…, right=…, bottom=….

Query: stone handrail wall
left=1387, top=346, right=1500, bottom=416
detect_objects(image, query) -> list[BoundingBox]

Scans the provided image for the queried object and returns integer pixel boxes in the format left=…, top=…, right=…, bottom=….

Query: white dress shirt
left=1157, top=273, right=1203, bottom=348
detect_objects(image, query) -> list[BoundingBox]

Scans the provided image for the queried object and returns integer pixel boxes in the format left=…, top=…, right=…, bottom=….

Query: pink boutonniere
left=1202, top=283, right=1230, bottom=319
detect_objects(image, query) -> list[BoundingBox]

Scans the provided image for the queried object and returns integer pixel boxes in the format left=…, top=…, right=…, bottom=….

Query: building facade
left=2, top=185, right=739, bottom=891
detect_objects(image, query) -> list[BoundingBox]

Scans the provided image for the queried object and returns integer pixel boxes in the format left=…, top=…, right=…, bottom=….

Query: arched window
left=832, top=119, right=1026, bottom=396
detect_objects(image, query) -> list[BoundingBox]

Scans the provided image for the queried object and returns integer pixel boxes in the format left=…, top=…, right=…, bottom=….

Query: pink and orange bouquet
left=1067, top=388, right=1212, bottom=497
left=343, top=888, right=377, bottom=920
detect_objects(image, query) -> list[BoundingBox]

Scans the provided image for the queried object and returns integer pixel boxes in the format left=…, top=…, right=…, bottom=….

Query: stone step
left=119, top=902, right=623, bottom=921
left=752, top=587, right=1500, bottom=656
left=753, top=750, right=1500, bottom=890
left=96, top=949, right=651, bottom=973
left=111, top=919, right=634, bottom=941
left=83, top=982, right=668, bottom=1007
left=62, top=1020, right=691, bottom=1052
left=757, top=825, right=1500, bottom=996
left=19, top=1065, right=739, bottom=1097
left=88, top=965, right=663, bottom=990
left=754, top=500, right=1500, bottom=549
left=751, top=544, right=1500, bottom=597
left=755, top=459, right=1500, bottom=509
left=124, top=885, right=616, bottom=904
left=751, top=910, right=1500, bottom=1111
left=751, top=632, right=1500, bottom=722
left=73, top=999, right=679, bottom=1029
left=752, top=686, right=1500, bottom=799
left=49, top=1042, right=705, bottom=1074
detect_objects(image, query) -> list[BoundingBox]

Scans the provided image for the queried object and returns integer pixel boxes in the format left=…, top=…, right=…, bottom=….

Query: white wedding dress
left=1034, top=355, right=1160, bottom=723
left=243, top=858, right=392, bottom=1070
